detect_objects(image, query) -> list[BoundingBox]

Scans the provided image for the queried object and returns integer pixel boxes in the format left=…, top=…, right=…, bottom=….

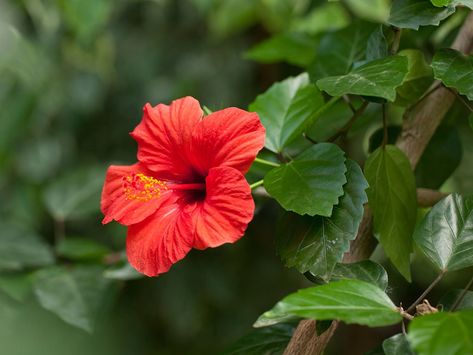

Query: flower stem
left=254, top=157, right=280, bottom=168
left=250, top=179, right=264, bottom=190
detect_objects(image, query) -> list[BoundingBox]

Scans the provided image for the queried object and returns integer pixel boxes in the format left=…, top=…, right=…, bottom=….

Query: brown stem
left=417, top=188, right=448, bottom=207
left=451, top=274, right=473, bottom=311
left=328, top=101, right=369, bottom=142
left=406, top=271, right=446, bottom=313
left=284, top=12, right=473, bottom=355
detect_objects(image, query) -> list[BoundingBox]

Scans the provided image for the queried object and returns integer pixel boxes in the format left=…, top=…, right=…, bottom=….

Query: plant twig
left=406, top=271, right=446, bottom=313
left=391, top=26, right=402, bottom=54
left=451, top=274, right=473, bottom=311
left=445, top=87, right=473, bottom=112
left=327, top=101, right=369, bottom=142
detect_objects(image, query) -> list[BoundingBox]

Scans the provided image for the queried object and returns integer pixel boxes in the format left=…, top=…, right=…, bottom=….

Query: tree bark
left=283, top=12, right=473, bottom=355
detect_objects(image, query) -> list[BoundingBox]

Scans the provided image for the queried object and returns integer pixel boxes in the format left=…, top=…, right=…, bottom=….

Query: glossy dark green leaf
left=414, top=193, right=473, bottom=272
left=408, top=310, right=473, bottom=355
left=365, top=145, right=417, bottom=281
left=366, top=26, right=389, bottom=61
left=223, top=323, right=295, bottom=355
left=309, top=21, right=376, bottom=81
left=330, top=260, right=388, bottom=290
left=316, top=56, right=409, bottom=101
left=432, top=48, right=473, bottom=101
left=44, top=166, right=105, bottom=221
left=33, top=265, right=118, bottom=333
left=440, top=289, right=473, bottom=311
left=264, top=143, right=347, bottom=217
left=254, top=280, right=402, bottom=328
left=383, top=334, right=415, bottom=355
left=249, top=73, right=325, bottom=153
left=244, top=33, right=317, bottom=67
left=0, top=223, right=54, bottom=271
left=395, top=49, right=433, bottom=107
left=56, top=237, right=110, bottom=261
left=388, top=0, right=455, bottom=30
left=277, top=160, right=368, bottom=277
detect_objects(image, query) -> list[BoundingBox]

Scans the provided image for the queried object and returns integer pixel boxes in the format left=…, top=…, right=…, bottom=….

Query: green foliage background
left=1, top=0, right=473, bottom=354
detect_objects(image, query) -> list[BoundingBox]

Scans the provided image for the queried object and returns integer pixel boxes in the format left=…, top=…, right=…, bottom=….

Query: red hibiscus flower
left=101, top=97, right=265, bottom=276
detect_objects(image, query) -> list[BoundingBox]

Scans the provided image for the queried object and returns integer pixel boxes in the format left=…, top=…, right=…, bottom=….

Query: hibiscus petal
left=190, top=108, right=265, bottom=176
left=126, top=201, right=194, bottom=276
left=101, top=164, right=174, bottom=225
left=131, top=96, right=203, bottom=181
left=193, top=166, right=255, bottom=249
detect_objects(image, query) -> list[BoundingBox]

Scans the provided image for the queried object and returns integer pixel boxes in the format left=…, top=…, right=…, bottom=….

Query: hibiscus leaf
left=388, top=0, right=455, bottom=30
left=276, top=160, right=368, bottom=278
left=414, top=193, right=473, bottom=272
left=244, top=32, right=317, bottom=67
left=316, top=56, right=409, bottom=101
left=264, top=143, right=347, bottom=217
left=308, top=20, right=376, bottom=81
left=431, top=48, right=473, bottom=101
left=249, top=73, right=325, bottom=153
left=364, top=145, right=417, bottom=281
left=56, top=237, right=110, bottom=261
left=408, top=310, right=473, bottom=355
left=44, top=166, right=105, bottom=221
left=254, top=279, right=402, bottom=328
left=330, top=260, right=388, bottom=291
left=222, top=323, right=295, bottom=355
left=395, top=49, right=433, bottom=107
left=0, top=223, right=54, bottom=271
left=33, top=265, right=118, bottom=333
left=383, top=334, right=415, bottom=355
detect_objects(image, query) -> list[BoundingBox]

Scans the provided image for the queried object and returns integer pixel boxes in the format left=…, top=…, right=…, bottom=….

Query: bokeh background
left=1, top=1, right=472, bottom=354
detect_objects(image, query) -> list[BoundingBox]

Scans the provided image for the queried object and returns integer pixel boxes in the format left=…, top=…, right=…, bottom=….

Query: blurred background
left=0, top=0, right=472, bottom=354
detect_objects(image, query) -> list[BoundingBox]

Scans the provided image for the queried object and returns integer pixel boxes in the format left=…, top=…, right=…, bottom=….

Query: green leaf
left=0, top=223, right=54, bottom=271
left=330, top=261, right=389, bottom=291
left=44, top=166, right=105, bottom=221
left=56, top=237, right=110, bottom=261
left=432, top=48, right=473, bottom=101
left=395, top=49, right=433, bottom=107
left=276, top=160, right=368, bottom=277
left=249, top=73, right=325, bottom=153
left=408, top=310, right=473, bottom=355
left=364, top=145, right=417, bottom=281
left=264, top=143, right=347, bottom=217
left=223, top=323, right=295, bottom=355
left=469, top=114, right=473, bottom=130
left=104, top=261, right=143, bottom=280
left=388, top=0, right=455, bottom=30
left=254, top=280, right=402, bottom=328
left=366, top=26, right=389, bottom=61
left=440, top=290, right=473, bottom=311
left=431, top=0, right=473, bottom=9
left=309, top=21, right=376, bottom=80
left=316, top=56, right=409, bottom=101
left=414, top=193, right=473, bottom=272
left=344, top=0, right=391, bottom=23
left=244, top=33, right=317, bottom=67
left=383, top=334, right=415, bottom=355
left=291, top=2, right=349, bottom=35
left=33, top=265, right=118, bottom=333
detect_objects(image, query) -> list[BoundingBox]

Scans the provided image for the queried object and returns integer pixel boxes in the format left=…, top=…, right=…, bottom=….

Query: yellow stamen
left=122, top=173, right=167, bottom=202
